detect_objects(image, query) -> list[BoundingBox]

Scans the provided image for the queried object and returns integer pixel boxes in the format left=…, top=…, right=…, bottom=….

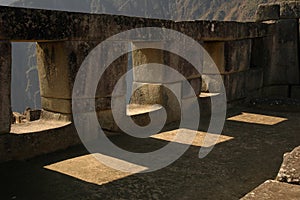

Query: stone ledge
left=242, top=180, right=300, bottom=200
left=0, top=6, right=270, bottom=42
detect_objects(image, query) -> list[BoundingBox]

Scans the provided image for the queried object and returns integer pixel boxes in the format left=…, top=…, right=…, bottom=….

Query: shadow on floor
left=1, top=106, right=300, bottom=200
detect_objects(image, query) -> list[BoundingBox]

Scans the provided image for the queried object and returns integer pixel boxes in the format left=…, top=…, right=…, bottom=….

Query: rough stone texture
left=251, top=36, right=273, bottom=86
left=175, top=21, right=270, bottom=42
left=242, top=180, right=300, bottom=200
left=280, top=1, right=300, bottom=19
left=0, top=122, right=80, bottom=162
left=202, top=42, right=225, bottom=73
left=182, top=77, right=202, bottom=99
left=246, top=68, right=264, bottom=92
left=131, top=83, right=164, bottom=106
left=0, top=41, right=11, bottom=134
left=224, top=71, right=247, bottom=102
left=224, top=39, right=252, bottom=73
left=276, top=146, right=300, bottom=185
left=203, top=39, right=252, bottom=74
left=266, top=19, right=299, bottom=85
left=262, top=85, right=289, bottom=98
left=97, top=110, right=121, bottom=132
left=255, top=4, right=280, bottom=22
left=0, top=6, right=270, bottom=42
left=37, top=40, right=127, bottom=114
left=291, top=86, right=300, bottom=99
left=26, top=110, right=41, bottom=122
left=202, top=74, right=224, bottom=93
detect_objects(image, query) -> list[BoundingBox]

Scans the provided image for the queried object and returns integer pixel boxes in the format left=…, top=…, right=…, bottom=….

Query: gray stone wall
left=0, top=41, right=11, bottom=134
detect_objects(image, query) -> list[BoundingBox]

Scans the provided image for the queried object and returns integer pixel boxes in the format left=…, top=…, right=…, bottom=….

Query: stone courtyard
left=1, top=104, right=300, bottom=199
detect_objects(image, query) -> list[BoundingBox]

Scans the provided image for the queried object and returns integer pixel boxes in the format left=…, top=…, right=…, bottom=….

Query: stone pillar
left=37, top=41, right=128, bottom=132
left=0, top=41, right=11, bottom=134
left=37, top=41, right=99, bottom=120
left=131, top=41, right=202, bottom=123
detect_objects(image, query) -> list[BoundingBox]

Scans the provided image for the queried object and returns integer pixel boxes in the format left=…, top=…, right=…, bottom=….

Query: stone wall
left=0, top=41, right=11, bottom=134
left=0, top=2, right=298, bottom=135
left=255, top=1, right=300, bottom=98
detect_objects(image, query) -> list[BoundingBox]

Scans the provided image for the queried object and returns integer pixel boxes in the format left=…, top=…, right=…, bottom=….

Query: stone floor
left=1, top=105, right=300, bottom=200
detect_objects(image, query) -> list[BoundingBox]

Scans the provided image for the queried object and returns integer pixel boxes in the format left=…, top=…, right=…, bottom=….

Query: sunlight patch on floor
left=227, top=112, right=288, bottom=126
left=44, top=154, right=137, bottom=185
left=151, top=129, right=234, bottom=147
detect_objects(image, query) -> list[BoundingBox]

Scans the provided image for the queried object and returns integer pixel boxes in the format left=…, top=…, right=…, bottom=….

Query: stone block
left=162, top=86, right=181, bottom=124
left=132, top=42, right=164, bottom=67
left=255, top=4, right=280, bottom=22
left=277, top=146, right=300, bottom=184
left=242, top=180, right=300, bottom=200
left=224, top=71, right=246, bottom=102
left=224, top=40, right=252, bottom=73
left=280, top=1, right=300, bottom=19
left=0, top=41, right=11, bottom=134
left=40, top=110, right=71, bottom=122
left=169, top=53, right=201, bottom=80
left=182, top=77, right=202, bottom=99
left=262, top=85, right=289, bottom=98
left=251, top=36, right=272, bottom=73
left=246, top=68, right=264, bottom=92
left=202, top=74, right=224, bottom=93
left=265, top=19, right=299, bottom=85
left=291, top=86, right=300, bottom=100
left=41, top=97, right=72, bottom=114
left=97, top=110, right=120, bottom=133
left=96, top=53, right=128, bottom=97
left=131, top=82, right=164, bottom=105
left=25, top=110, right=41, bottom=122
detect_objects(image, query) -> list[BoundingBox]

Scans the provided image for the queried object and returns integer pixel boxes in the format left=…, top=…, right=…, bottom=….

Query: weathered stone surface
left=224, top=71, right=246, bottom=101
left=37, top=41, right=127, bottom=114
left=41, top=97, right=71, bottom=114
left=246, top=68, right=264, bottom=92
left=280, top=1, right=300, bottom=19
left=262, top=85, right=289, bottom=98
left=0, top=6, right=270, bottom=42
left=175, top=21, right=270, bottom=42
left=266, top=19, right=299, bottom=85
left=251, top=36, right=272, bottom=85
left=202, top=74, right=224, bottom=93
left=37, top=41, right=98, bottom=99
left=224, top=39, right=252, bottom=73
left=182, top=77, right=202, bottom=99
left=277, top=146, right=300, bottom=185
left=291, top=86, right=300, bottom=100
left=203, top=39, right=252, bottom=74
left=203, top=42, right=225, bottom=73
left=0, top=41, right=11, bottom=134
left=242, top=180, right=300, bottom=200
left=25, top=110, right=41, bottom=122
left=1, top=121, right=80, bottom=162
left=255, top=4, right=280, bottom=22
left=131, top=83, right=164, bottom=105
left=97, top=110, right=120, bottom=132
